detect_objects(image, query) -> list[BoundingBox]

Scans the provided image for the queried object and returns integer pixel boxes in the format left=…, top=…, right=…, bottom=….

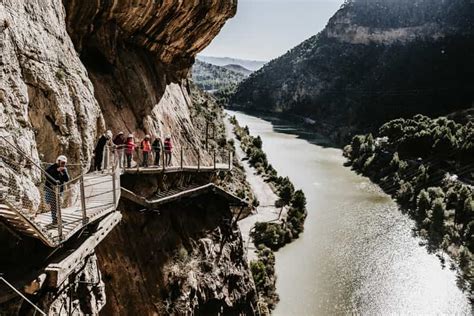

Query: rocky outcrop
left=62, top=0, right=237, bottom=164
left=0, top=0, right=103, bottom=166
left=0, top=0, right=236, bottom=174
left=232, top=0, right=474, bottom=144
left=0, top=1, right=255, bottom=315
left=96, top=197, right=257, bottom=315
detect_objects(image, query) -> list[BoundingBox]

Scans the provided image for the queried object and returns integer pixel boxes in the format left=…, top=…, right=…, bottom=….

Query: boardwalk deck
left=121, top=183, right=247, bottom=209
left=123, top=163, right=232, bottom=175
left=0, top=169, right=121, bottom=247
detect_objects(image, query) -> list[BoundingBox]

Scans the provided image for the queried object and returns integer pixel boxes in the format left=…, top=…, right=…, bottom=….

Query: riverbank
left=228, top=110, right=471, bottom=315
left=224, top=118, right=282, bottom=261
left=224, top=112, right=309, bottom=313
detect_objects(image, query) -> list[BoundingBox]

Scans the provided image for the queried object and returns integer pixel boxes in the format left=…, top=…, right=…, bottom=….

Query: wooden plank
left=46, top=212, right=122, bottom=288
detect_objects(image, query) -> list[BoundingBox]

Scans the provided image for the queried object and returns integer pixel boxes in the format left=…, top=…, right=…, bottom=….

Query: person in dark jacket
left=152, top=136, right=162, bottom=166
left=113, top=131, right=125, bottom=167
left=164, top=135, right=173, bottom=166
left=44, top=155, right=70, bottom=226
left=94, top=130, right=112, bottom=171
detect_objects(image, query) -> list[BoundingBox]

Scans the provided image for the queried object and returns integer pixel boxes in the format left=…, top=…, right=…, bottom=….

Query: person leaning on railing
left=44, top=155, right=70, bottom=228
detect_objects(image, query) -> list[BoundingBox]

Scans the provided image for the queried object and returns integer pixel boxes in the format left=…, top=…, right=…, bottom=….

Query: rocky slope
left=97, top=197, right=256, bottom=315
left=231, top=0, right=474, bottom=143
left=0, top=1, right=262, bottom=315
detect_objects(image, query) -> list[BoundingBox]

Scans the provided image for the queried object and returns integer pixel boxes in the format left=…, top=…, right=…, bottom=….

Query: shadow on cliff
left=96, top=192, right=257, bottom=315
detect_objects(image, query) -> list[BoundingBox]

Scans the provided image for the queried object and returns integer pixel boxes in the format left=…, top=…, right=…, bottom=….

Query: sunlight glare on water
left=227, top=110, right=472, bottom=316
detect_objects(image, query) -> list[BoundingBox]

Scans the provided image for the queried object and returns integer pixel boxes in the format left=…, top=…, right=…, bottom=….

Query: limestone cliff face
left=0, top=0, right=236, bottom=175
left=0, top=0, right=103, bottom=166
left=0, top=1, right=252, bottom=315
left=63, top=0, right=237, bottom=164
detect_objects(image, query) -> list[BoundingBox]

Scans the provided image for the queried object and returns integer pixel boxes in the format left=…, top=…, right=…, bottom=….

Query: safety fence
left=117, top=143, right=233, bottom=172
left=0, top=136, right=121, bottom=245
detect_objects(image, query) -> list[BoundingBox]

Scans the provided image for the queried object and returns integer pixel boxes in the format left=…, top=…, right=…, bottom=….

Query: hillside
left=192, top=60, right=249, bottom=105
left=224, top=64, right=253, bottom=76
left=344, top=115, right=474, bottom=302
left=232, top=0, right=474, bottom=144
left=197, top=55, right=266, bottom=71
left=192, top=60, right=247, bottom=92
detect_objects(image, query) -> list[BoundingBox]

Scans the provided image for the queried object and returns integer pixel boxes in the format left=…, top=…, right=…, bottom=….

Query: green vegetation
left=250, top=246, right=279, bottom=313
left=191, top=60, right=246, bottom=105
left=231, top=116, right=308, bottom=250
left=344, top=114, right=474, bottom=302
left=231, top=0, right=474, bottom=144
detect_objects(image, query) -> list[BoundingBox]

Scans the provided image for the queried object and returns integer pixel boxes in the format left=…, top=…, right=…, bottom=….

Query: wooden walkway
left=123, top=163, right=232, bottom=175
left=121, top=183, right=247, bottom=209
left=0, top=168, right=121, bottom=248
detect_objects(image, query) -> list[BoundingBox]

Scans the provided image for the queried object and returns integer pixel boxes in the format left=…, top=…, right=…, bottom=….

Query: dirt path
left=224, top=116, right=282, bottom=261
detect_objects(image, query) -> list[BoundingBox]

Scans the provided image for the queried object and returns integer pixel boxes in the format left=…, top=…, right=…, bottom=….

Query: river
left=227, top=110, right=472, bottom=316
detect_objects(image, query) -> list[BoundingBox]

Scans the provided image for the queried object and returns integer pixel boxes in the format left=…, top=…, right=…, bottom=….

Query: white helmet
left=57, top=155, right=67, bottom=163
left=145, top=134, right=150, bottom=139
left=128, top=134, right=134, bottom=138
left=106, top=130, right=113, bottom=139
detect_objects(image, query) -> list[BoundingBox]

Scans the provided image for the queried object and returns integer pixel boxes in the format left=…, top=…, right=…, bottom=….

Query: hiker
left=164, top=135, right=173, bottom=166
left=152, top=136, right=162, bottom=166
left=113, top=131, right=126, bottom=167
left=93, top=130, right=112, bottom=171
left=141, top=135, right=152, bottom=167
left=125, top=134, right=136, bottom=168
left=45, top=155, right=70, bottom=227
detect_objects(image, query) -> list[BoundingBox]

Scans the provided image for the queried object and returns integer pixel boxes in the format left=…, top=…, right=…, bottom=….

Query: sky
left=201, top=0, right=345, bottom=61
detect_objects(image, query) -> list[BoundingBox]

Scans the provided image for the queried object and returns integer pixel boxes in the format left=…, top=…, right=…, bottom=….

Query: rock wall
left=63, top=0, right=237, bottom=164
left=0, top=0, right=103, bottom=166
left=96, top=197, right=257, bottom=315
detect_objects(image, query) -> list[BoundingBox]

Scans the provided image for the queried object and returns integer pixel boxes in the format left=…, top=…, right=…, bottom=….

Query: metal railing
left=0, top=275, right=46, bottom=315
left=119, top=143, right=233, bottom=172
left=0, top=135, right=121, bottom=244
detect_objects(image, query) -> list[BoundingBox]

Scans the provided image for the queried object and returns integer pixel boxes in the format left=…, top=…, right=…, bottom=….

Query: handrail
left=0, top=275, right=46, bottom=315
left=0, top=135, right=58, bottom=184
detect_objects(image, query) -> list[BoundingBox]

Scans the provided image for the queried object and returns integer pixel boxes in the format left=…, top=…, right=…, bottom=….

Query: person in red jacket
left=125, top=134, right=136, bottom=168
left=141, top=135, right=152, bottom=167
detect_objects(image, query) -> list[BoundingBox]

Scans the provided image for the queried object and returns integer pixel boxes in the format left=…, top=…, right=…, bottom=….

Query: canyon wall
left=0, top=1, right=258, bottom=315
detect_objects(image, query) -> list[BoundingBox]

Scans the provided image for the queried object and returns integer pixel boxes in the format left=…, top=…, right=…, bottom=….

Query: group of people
left=94, top=130, right=174, bottom=170
left=43, top=129, right=175, bottom=227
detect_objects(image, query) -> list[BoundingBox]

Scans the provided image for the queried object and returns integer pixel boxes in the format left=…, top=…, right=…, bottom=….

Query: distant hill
left=222, top=64, right=252, bottom=76
left=232, top=0, right=474, bottom=144
left=191, top=60, right=246, bottom=105
left=197, top=55, right=266, bottom=71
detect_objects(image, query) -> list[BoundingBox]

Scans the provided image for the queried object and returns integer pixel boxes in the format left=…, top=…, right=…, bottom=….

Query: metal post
left=104, top=146, right=109, bottom=171
left=55, top=185, right=63, bottom=240
left=112, top=168, right=117, bottom=207
left=205, top=121, right=209, bottom=150
left=213, top=148, right=216, bottom=170
left=162, top=148, right=165, bottom=172
left=197, top=148, right=200, bottom=172
left=228, top=150, right=233, bottom=170
left=80, top=175, right=87, bottom=225
left=180, top=147, right=183, bottom=170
